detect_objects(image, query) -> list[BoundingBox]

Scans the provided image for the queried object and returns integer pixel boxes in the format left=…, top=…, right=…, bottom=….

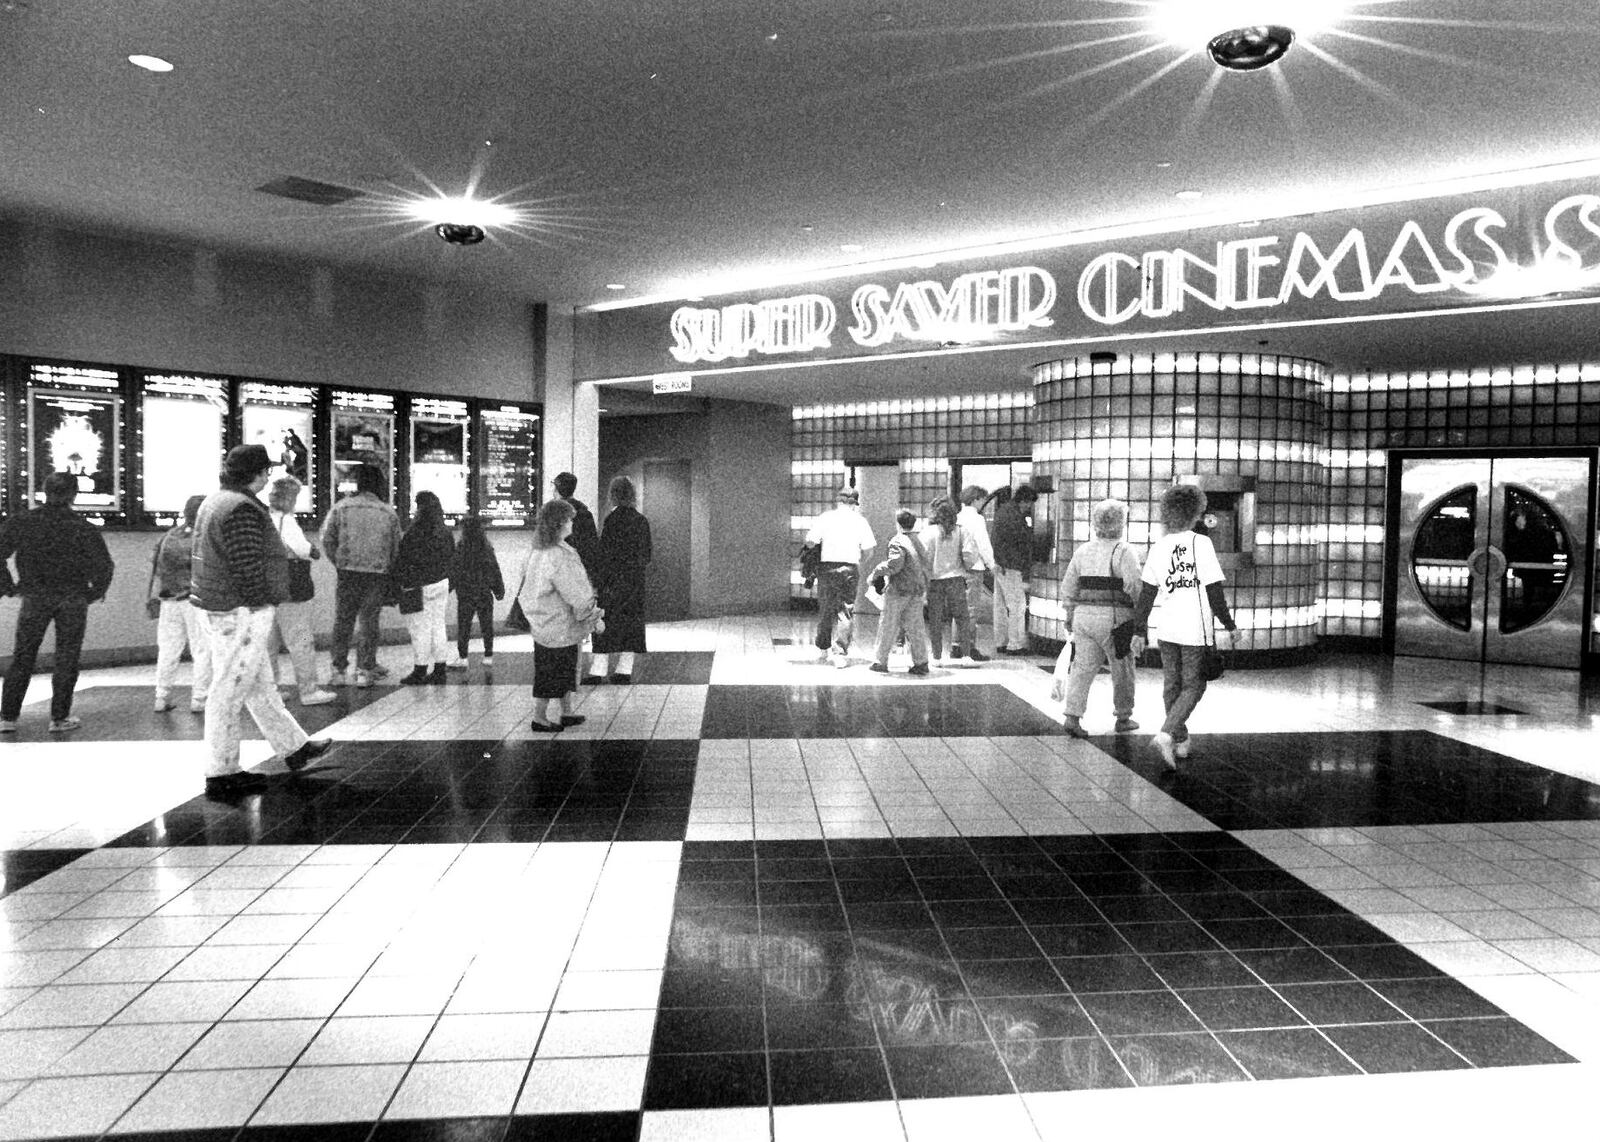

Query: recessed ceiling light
left=1153, top=161, right=1174, bottom=169
left=127, top=54, right=174, bottom=72
left=605, top=283, right=626, bottom=291
left=1175, top=190, right=1204, bottom=200
left=840, top=243, right=864, bottom=252
left=1207, top=25, right=1295, bottom=70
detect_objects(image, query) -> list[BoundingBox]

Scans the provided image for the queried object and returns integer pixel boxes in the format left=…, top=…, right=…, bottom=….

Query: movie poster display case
left=0, top=353, right=540, bottom=530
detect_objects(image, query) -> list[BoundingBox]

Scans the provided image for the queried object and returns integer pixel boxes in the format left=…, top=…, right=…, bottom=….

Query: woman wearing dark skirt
left=586, top=475, right=653, bottom=684
left=517, top=499, right=604, bottom=732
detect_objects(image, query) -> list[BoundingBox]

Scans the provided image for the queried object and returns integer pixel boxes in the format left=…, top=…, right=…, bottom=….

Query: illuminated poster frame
left=24, top=362, right=125, bottom=518
left=408, top=397, right=471, bottom=520
left=239, top=381, right=318, bottom=516
left=138, top=372, right=229, bottom=521
left=330, top=390, right=396, bottom=503
left=475, top=402, right=540, bottom=526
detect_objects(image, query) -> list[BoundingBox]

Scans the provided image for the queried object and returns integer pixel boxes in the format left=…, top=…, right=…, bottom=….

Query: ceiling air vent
left=255, top=176, right=366, bottom=207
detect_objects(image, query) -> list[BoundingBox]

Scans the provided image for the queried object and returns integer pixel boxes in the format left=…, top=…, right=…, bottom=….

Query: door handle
left=1467, top=546, right=1489, bottom=578
left=1485, top=544, right=1508, bottom=580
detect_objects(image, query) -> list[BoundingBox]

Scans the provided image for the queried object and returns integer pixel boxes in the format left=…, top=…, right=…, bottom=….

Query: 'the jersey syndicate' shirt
left=1141, top=529, right=1225, bottom=645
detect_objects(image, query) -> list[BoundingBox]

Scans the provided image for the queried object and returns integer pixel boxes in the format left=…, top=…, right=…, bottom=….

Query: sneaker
left=1175, top=738, right=1192, bottom=759
left=830, top=652, right=850, bottom=670
left=481, top=656, right=494, bottom=667
left=283, top=738, right=334, bottom=772
left=205, top=770, right=268, bottom=797
left=328, top=670, right=350, bottom=687
left=1151, top=731, right=1177, bottom=768
left=0, top=720, right=17, bottom=734
left=907, top=663, right=930, bottom=676
left=299, top=689, right=338, bottom=707
left=1114, top=718, right=1140, bottom=734
left=189, top=699, right=207, bottom=714
left=968, top=650, right=991, bottom=662
left=446, top=660, right=468, bottom=671
left=1062, top=715, right=1090, bottom=739
left=354, top=671, right=374, bottom=689
left=868, top=663, right=890, bottom=674
left=48, top=717, right=83, bottom=734
left=154, top=694, right=175, bottom=713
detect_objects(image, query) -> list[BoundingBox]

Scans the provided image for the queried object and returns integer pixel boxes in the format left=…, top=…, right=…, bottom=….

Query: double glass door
left=1395, top=455, right=1591, bottom=668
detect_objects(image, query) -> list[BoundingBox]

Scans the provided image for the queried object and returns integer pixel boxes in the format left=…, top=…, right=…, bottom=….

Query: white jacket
left=517, top=543, right=601, bottom=647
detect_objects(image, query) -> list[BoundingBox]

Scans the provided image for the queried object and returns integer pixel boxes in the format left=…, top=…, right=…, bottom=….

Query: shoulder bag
left=280, top=516, right=316, bottom=603
left=1193, top=572, right=1225, bottom=681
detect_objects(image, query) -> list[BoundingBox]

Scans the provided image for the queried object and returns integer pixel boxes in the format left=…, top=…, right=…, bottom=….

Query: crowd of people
left=810, top=480, right=1238, bottom=769
left=0, top=451, right=654, bottom=795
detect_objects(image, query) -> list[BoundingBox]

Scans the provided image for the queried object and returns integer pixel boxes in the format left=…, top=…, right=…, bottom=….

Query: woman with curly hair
left=517, top=499, right=604, bottom=731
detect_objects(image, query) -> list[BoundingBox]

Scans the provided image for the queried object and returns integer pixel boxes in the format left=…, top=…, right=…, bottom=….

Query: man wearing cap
left=803, top=485, right=878, bottom=666
left=0, top=472, right=115, bottom=734
left=191, top=445, right=332, bottom=797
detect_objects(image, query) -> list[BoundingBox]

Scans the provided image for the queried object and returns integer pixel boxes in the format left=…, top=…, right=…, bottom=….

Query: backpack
left=798, top=541, right=822, bottom=586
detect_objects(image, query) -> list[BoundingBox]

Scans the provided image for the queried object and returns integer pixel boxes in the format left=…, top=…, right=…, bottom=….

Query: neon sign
left=610, top=177, right=1600, bottom=378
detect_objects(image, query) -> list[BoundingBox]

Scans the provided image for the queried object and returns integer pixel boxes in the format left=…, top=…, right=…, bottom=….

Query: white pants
left=202, top=607, right=308, bottom=777
left=270, top=600, right=321, bottom=696
left=405, top=580, right=451, bottom=667
left=993, top=568, right=1029, bottom=649
left=156, top=600, right=212, bottom=700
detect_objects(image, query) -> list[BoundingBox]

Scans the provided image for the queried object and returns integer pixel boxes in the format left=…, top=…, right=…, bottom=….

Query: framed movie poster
left=409, top=398, right=470, bottom=517
left=239, top=381, right=318, bottom=514
left=140, top=373, right=228, bottom=516
left=476, top=404, right=540, bottom=525
left=28, top=385, right=122, bottom=512
left=330, top=391, right=396, bottom=501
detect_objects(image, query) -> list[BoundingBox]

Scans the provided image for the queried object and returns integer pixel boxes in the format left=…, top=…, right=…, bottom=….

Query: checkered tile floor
left=0, top=615, right=1596, bottom=1141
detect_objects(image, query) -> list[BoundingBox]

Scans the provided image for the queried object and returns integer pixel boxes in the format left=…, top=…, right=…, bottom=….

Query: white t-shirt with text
left=1141, top=530, right=1225, bottom=645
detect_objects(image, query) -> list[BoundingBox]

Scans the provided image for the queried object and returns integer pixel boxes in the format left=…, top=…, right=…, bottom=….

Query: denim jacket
left=320, top=492, right=400, bottom=574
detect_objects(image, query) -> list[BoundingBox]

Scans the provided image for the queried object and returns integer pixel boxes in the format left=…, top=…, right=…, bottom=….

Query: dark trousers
left=330, top=570, right=387, bottom=672
left=814, top=564, right=858, bottom=653
left=2, top=594, right=89, bottom=721
left=1158, top=640, right=1208, bottom=741
left=457, top=593, right=495, bottom=658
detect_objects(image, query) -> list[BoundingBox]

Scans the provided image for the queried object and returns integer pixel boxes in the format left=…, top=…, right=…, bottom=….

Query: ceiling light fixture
left=127, top=54, right=174, bottom=72
left=1152, top=2, right=1348, bottom=70
left=434, top=224, right=485, bottom=245
left=1207, top=24, right=1294, bottom=70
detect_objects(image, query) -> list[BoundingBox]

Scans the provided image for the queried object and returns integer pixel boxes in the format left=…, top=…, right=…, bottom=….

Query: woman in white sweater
left=518, top=499, right=604, bottom=732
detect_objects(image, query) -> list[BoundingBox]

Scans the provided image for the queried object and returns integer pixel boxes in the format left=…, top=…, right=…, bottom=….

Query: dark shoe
left=581, top=675, right=606, bottom=686
left=1114, top=718, right=1140, bottom=733
left=284, top=739, right=334, bottom=772
left=205, top=771, right=269, bottom=798
left=1001, top=646, right=1031, bottom=656
left=609, top=673, right=631, bottom=685
left=530, top=720, right=561, bottom=732
left=560, top=715, right=586, bottom=727
left=1062, top=716, right=1090, bottom=739
left=968, top=650, right=991, bottom=662
left=400, top=667, right=429, bottom=686
left=429, top=664, right=448, bottom=684
left=907, top=663, right=930, bottom=676
left=868, top=663, right=890, bottom=674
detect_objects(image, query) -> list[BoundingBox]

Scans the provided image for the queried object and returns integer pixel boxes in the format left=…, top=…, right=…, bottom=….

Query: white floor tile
left=110, top=1066, right=283, bottom=1133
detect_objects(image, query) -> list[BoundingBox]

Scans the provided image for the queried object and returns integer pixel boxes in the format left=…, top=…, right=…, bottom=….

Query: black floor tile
left=1029, top=923, right=1134, bottom=958
left=1078, top=991, right=1207, bottom=1036
left=1177, top=986, right=1310, bottom=1031
left=883, top=1043, right=1014, bottom=1098
left=653, top=1003, right=766, bottom=1054
left=1095, top=729, right=1600, bottom=828
left=960, top=957, right=1066, bottom=997
left=1003, top=1036, right=1133, bottom=1092
left=0, top=847, right=91, bottom=897
left=371, top=1118, right=513, bottom=1141
left=1215, top=1028, right=1363, bottom=1081
left=1107, top=1033, right=1250, bottom=1085
left=1274, top=981, right=1408, bottom=1025
left=975, top=994, right=1098, bottom=1041
left=1421, top=1017, right=1576, bottom=1067
left=765, top=1001, right=881, bottom=1050
left=505, top=1112, right=643, bottom=1141
left=769, top=1047, right=894, bottom=1104
left=642, top=1050, right=769, bottom=1109
left=1323, top=1023, right=1472, bottom=1073
left=1368, top=977, right=1507, bottom=1021
left=1234, top=946, right=1356, bottom=985
left=943, top=926, right=1044, bottom=961
left=1052, top=954, right=1166, bottom=993
left=1144, top=951, right=1261, bottom=990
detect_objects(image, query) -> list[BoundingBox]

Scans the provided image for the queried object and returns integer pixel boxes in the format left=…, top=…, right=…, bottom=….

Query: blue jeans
left=1158, top=640, right=1208, bottom=740
left=926, top=577, right=973, bottom=659
left=331, top=570, right=386, bottom=672
left=2, top=594, right=89, bottom=722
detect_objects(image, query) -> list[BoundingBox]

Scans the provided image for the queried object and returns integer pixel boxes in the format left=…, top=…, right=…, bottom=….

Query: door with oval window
left=1394, top=455, right=1592, bottom=668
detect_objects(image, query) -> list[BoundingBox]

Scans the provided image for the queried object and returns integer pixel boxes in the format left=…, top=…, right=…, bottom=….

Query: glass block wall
left=1325, top=364, right=1600, bottom=651
left=1030, top=353, right=1327, bottom=654
left=789, top=395, right=1032, bottom=599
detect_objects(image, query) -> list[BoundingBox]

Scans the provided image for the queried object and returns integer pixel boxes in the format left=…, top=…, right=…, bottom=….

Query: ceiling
left=5, top=1, right=1600, bottom=406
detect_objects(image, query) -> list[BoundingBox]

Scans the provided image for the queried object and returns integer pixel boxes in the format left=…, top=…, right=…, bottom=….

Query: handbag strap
left=1191, top=546, right=1214, bottom=649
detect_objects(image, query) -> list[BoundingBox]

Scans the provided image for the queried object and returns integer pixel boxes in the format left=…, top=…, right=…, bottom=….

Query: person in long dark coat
left=585, top=475, right=652, bottom=684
